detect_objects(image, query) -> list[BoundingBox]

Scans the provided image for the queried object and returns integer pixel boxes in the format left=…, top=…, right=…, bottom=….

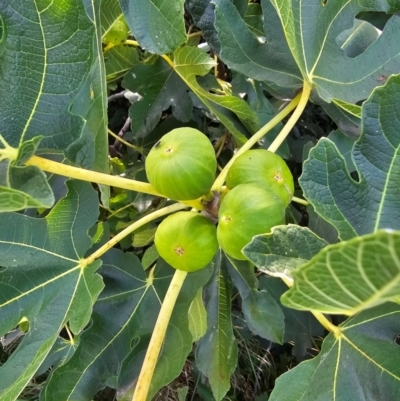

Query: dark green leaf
left=260, top=277, right=323, bottom=361
left=120, top=0, right=186, bottom=54
left=186, top=0, right=247, bottom=53
left=327, top=129, right=357, bottom=172
left=122, top=58, right=192, bottom=137
left=214, top=0, right=302, bottom=89
left=269, top=303, right=400, bottom=401
left=0, top=0, right=93, bottom=153
left=117, top=260, right=213, bottom=400
left=0, top=180, right=102, bottom=400
left=196, top=251, right=238, bottom=401
left=300, top=74, right=400, bottom=240
left=269, top=0, right=400, bottom=103
left=231, top=74, right=289, bottom=158
left=225, top=255, right=284, bottom=343
left=69, top=0, right=109, bottom=174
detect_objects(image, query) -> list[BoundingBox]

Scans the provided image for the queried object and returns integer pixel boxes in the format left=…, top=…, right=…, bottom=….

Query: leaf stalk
left=25, top=155, right=205, bottom=210
left=211, top=90, right=302, bottom=192
left=132, top=269, right=188, bottom=401
left=84, top=203, right=188, bottom=265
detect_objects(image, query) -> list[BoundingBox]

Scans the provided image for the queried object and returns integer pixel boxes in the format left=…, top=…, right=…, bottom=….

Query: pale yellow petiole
left=132, top=269, right=188, bottom=401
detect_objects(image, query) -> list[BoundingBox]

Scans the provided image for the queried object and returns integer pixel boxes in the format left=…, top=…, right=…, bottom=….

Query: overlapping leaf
left=186, top=0, right=247, bottom=53
left=69, top=0, right=109, bottom=174
left=269, top=303, right=400, bottom=401
left=214, top=0, right=400, bottom=103
left=243, top=225, right=328, bottom=283
left=122, top=58, right=192, bottom=137
left=42, top=256, right=212, bottom=400
left=188, top=288, right=207, bottom=342
left=225, top=255, right=284, bottom=343
left=300, top=74, right=400, bottom=240
left=0, top=137, right=54, bottom=211
left=105, top=45, right=139, bottom=83
left=173, top=46, right=258, bottom=144
left=260, top=277, right=323, bottom=361
left=100, top=0, right=123, bottom=37
left=0, top=181, right=103, bottom=401
left=281, top=230, right=400, bottom=315
left=0, top=1, right=96, bottom=209
left=120, top=0, right=186, bottom=54
left=196, top=251, right=238, bottom=401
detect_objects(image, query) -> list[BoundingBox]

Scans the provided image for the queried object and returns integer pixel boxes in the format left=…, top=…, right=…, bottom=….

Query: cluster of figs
left=145, top=128, right=294, bottom=272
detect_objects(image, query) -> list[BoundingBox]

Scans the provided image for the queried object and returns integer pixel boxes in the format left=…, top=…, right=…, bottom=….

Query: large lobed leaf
left=0, top=0, right=109, bottom=210
left=282, top=230, right=400, bottom=315
left=122, top=57, right=192, bottom=138
left=300, top=73, right=400, bottom=240
left=269, top=303, right=400, bottom=401
left=0, top=180, right=103, bottom=401
left=214, top=0, right=400, bottom=103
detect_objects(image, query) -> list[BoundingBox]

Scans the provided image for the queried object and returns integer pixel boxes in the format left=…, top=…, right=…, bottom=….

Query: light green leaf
left=120, top=0, right=186, bottom=54
left=225, top=255, right=284, bottom=343
left=243, top=225, right=328, bottom=283
left=0, top=180, right=102, bottom=401
left=100, top=0, right=123, bottom=37
left=123, top=58, right=192, bottom=137
left=173, top=46, right=259, bottom=144
left=142, top=244, right=159, bottom=270
left=300, top=74, right=400, bottom=240
left=332, top=99, right=362, bottom=119
left=132, top=226, right=156, bottom=247
left=188, top=288, right=207, bottom=342
left=282, top=230, right=400, bottom=315
left=196, top=251, right=238, bottom=400
left=269, top=303, right=400, bottom=401
left=244, top=3, right=264, bottom=39
left=105, top=45, right=139, bottom=83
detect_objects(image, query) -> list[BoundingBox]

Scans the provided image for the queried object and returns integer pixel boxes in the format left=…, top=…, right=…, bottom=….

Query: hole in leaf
left=395, top=335, right=400, bottom=346
left=336, top=18, right=381, bottom=58
left=321, top=0, right=327, bottom=6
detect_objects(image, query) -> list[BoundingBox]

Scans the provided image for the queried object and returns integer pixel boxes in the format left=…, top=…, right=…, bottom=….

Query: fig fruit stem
left=24, top=155, right=205, bottom=210
left=211, top=88, right=303, bottom=192
left=132, top=269, right=188, bottom=401
left=281, top=275, right=340, bottom=337
left=292, top=196, right=308, bottom=206
left=84, top=202, right=188, bottom=265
